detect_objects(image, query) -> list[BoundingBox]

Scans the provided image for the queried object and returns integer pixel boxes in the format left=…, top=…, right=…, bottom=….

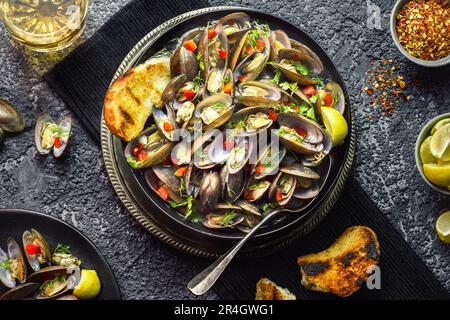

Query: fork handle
left=187, top=210, right=280, bottom=296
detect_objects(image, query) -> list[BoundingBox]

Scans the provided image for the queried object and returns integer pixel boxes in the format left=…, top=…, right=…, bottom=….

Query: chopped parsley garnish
left=292, top=61, right=309, bottom=76
left=127, top=156, right=141, bottom=169
left=221, top=212, right=238, bottom=226
left=0, top=260, right=11, bottom=270
left=279, top=81, right=298, bottom=96
left=54, top=244, right=71, bottom=255
left=309, top=94, right=318, bottom=104
left=313, top=77, right=324, bottom=88
left=260, top=202, right=277, bottom=214
left=197, top=52, right=205, bottom=71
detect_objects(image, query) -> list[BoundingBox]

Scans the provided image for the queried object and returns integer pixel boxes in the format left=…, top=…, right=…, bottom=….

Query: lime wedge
left=430, top=124, right=450, bottom=161
left=431, top=118, right=450, bottom=135
left=423, top=163, right=450, bottom=187
left=420, top=136, right=437, bottom=164
left=436, top=211, right=450, bottom=244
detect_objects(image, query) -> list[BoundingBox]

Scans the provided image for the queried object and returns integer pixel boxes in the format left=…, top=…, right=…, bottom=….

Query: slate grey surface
left=0, top=0, right=449, bottom=299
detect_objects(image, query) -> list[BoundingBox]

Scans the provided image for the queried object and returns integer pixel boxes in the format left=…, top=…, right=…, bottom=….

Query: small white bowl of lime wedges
left=415, top=113, right=450, bottom=195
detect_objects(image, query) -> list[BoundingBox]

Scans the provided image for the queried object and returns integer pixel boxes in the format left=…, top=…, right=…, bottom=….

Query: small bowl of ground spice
left=391, top=0, right=450, bottom=67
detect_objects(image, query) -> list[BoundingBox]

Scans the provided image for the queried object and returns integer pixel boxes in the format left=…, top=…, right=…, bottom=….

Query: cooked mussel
left=0, top=239, right=27, bottom=288
left=269, top=30, right=291, bottom=62
left=0, top=98, right=25, bottom=133
left=199, top=171, right=221, bottom=211
left=316, top=81, right=345, bottom=115
left=171, top=46, right=198, bottom=81
left=145, top=168, right=183, bottom=204
left=236, top=81, right=289, bottom=107
left=243, top=179, right=271, bottom=202
left=290, top=39, right=324, bottom=73
left=207, top=24, right=229, bottom=75
left=228, top=106, right=273, bottom=136
left=277, top=113, right=326, bottom=155
left=195, top=93, right=234, bottom=129
left=252, top=142, right=286, bottom=179
left=35, top=112, right=72, bottom=158
left=29, top=266, right=72, bottom=300
left=217, top=12, right=251, bottom=37
left=227, top=138, right=253, bottom=174
left=22, top=229, right=52, bottom=272
left=125, top=127, right=173, bottom=169
left=220, top=165, right=245, bottom=203
left=273, top=48, right=322, bottom=86
left=192, top=129, right=220, bottom=169
left=268, top=172, right=297, bottom=206
left=203, top=206, right=245, bottom=229
left=234, top=35, right=270, bottom=83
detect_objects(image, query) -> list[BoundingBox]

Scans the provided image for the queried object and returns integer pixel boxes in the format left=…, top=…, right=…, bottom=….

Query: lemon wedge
left=430, top=124, right=450, bottom=162
left=73, top=269, right=101, bottom=300
left=436, top=211, right=450, bottom=244
left=423, top=163, right=450, bottom=187
left=321, top=107, right=348, bottom=146
left=420, top=136, right=437, bottom=164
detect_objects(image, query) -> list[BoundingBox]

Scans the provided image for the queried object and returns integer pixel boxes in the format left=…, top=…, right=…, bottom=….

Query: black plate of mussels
left=104, top=7, right=355, bottom=257
left=0, top=209, right=121, bottom=300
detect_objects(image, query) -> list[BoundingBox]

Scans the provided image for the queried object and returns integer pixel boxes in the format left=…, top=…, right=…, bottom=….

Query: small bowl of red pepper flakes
left=391, top=0, right=450, bottom=67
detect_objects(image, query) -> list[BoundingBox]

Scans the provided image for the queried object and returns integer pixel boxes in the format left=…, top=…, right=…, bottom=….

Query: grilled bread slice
left=103, top=56, right=171, bottom=141
left=297, top=226, right=380, bottom=297
left=255, top=278, right=296, bottom=300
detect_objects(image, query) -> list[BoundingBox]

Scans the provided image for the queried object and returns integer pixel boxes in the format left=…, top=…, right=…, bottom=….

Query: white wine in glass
left=0, top=0, right=89, bottom=52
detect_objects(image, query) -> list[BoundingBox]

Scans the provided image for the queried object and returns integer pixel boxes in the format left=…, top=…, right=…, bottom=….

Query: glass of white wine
left=0, top=0, right=89, bottom=52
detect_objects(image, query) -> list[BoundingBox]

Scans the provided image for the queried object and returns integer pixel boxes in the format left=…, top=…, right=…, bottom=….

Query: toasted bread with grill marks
left=255, top=278, right=296, bottom=300
left=103, top=56, right=170, bottom=141
left=297, top=226, right=380, bottom=298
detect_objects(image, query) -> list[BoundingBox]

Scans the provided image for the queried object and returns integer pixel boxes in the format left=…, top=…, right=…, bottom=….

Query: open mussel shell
left=217, top=12, right=251, bottom=37
left=274, top=48, right=321, bottom=86
left=153, top=107, right=178, bottom=141
left=207, top=24, right=229, bottom=75
left=294, top=180, right=320, bottom=200
left=277, top=113, right=325, bottom=155
left=301, top=129, right=333, bottom=167
left=229, top=30, right=250, bottom=71
left=220, top=165, right=245, bottom=203
left=279, top=47, right=323, bottom=75
left=244, top=179, right=271, bottom=202
left=290, top=39, right=324, bottom=74
left=227, top=106, right=273, bottom=137
left=195, top=93, right=234, bottom=130
left=29, top=266, right=71, bottom=300
left=268, top=172, right=297, bottom=206
left=199, top=171, right=221, bottom=211
left=170, top=46, right=198, bottom=81
left=162, top=74, right=187, bottom=105
left=236, top=213, right=261, bottom=233
left=0, top=247, right=15, bottom=288
left=7, top=238, right=27, bottom=284
left=235, top=200, right=261, bottom=216
left=53, top=113, right=72, bottom=158
left=280, top=163, right=320, bottom=179
left=124, top=127, right=173, bottom=169
left=234, top=36, right=270, bottom=82
left=236, top=81, right=286, bottom=107
left=184, top=163, right=204, bottom=198
left=34, top=113, right=53, bottom=155
left=22, top=229, right=51, bottom=272
left=192, top=130, right=219, bottom=170
left=325, top=81, right=345, bottom=114
left=227, top=138, right=253, bottom=175
left=203, top=209, right=245, bottom=229
left=252, top=143, right=286, bottom=179
left=0, top=98, right=25, bottom=133
left=34, top=112, right=72, bottom=158
left=0, top=282, right=40, bottom=300
left=171, top=139, right=192, bottom=166
left=144, top=168, right=184, bottom=204
left=269, top=30, right=291, bottom=62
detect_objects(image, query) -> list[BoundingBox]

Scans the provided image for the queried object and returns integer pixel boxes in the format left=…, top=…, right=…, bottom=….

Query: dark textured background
left=0, top=0, right=449, bottom=299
